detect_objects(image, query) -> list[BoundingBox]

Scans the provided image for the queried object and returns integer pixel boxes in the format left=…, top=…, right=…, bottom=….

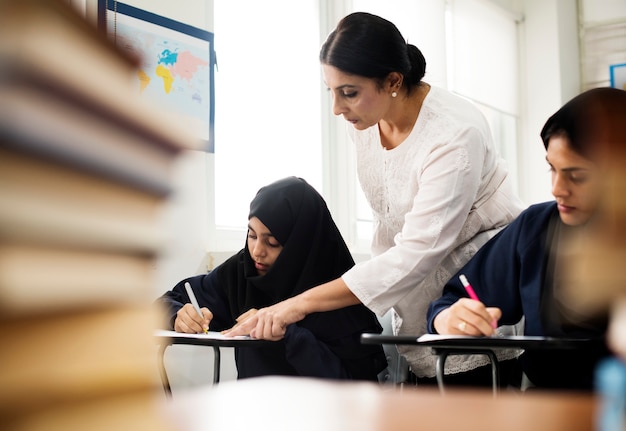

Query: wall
left=516, top=0, right=625, bottom=205
left=517, top=0, right=581, bottom=205
left=579, top=0, right=626, bottom=90
left=78, top=0, right=598, bottom=288
left=80, top=0, right=233, bottom=393
left=76, top=0, right=217, bottom=293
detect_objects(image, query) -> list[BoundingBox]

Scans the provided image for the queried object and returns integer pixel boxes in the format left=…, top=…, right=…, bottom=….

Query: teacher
left=226, top=12, right=524, bottom=383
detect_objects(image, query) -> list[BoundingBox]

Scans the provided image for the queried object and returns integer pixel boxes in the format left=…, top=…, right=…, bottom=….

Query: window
left=211, top=0, right=520, bottom=256
left=213, top=0, right=323, bottom=232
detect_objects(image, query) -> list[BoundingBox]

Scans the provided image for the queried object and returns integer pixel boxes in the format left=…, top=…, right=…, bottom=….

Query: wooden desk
left=163, top=376, right=597, bottom=431
left=154, top=329, right=271, bottom=396
left=361, top=333, right=599, bottom=394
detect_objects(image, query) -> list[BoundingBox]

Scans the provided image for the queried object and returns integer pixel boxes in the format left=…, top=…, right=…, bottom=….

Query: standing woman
left=156, top=177, right=387, bottom=381
left=227, top=12, right=523, bottom=383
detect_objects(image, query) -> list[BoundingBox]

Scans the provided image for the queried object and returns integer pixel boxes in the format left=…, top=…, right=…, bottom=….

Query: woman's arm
left=223, top=277, right=361, bottom=339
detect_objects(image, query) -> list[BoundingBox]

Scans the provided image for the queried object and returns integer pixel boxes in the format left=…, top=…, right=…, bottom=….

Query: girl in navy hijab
left=156, top=177, right=386, bottom=380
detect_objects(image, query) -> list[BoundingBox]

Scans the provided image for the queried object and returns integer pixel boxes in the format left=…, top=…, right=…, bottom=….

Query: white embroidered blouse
left=341, top=85, right=525, bottom=377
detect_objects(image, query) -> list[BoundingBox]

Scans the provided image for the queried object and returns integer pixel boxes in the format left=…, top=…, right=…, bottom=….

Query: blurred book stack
left=0, top=0, right=199, bottom=429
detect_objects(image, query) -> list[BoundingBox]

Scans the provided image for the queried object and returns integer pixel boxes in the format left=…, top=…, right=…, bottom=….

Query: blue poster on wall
left=98, top=1, right=215, bottom=152
left=610, top=63, right=626, bottom=91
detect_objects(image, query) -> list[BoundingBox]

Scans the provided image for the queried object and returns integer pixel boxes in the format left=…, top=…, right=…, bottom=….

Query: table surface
left=162, top=376, right=598, bottom=431
left=154, top=329, right=274, bottom=348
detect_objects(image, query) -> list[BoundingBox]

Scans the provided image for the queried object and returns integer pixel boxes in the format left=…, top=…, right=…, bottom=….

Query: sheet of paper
left=154, top=329, right=252, bottom=340
left=417, top=334, right=549, bottom=342
left=417, top=334, right=476, bottom=342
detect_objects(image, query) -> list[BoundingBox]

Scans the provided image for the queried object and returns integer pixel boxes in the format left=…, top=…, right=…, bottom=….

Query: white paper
left=154, top=329, right=251, bottom=340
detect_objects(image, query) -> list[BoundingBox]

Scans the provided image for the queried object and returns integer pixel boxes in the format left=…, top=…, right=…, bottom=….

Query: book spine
left=0, top=244, right=157, bottom=315
left=0, top=148, right=168, bottom=254
left=0, top=85, right=181, bottom=197
left=0, top=306, right=163, bottom=417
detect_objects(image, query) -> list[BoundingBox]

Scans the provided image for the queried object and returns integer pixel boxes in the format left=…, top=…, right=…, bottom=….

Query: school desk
left=361, top=333, right=600, bottom=395
left=154, top=329, right=271, bottom=396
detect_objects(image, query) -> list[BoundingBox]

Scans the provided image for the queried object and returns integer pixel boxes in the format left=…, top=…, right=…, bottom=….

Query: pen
left=459, top=274, right=479, bottom=301
left=459, top=274, right=497, bottom=329
left=184, top=282, right=208, bottom=334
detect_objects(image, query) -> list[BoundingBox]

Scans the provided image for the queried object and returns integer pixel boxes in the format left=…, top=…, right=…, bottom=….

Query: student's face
left=247, top=216, right=283, bottom=276
left=547, top=135, right=601, bottom=226
left=322, top=64, right=389, bottom=130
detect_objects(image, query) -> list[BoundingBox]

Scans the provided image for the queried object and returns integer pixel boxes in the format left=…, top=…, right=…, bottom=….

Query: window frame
left=208, top=0, right=522, bottom=260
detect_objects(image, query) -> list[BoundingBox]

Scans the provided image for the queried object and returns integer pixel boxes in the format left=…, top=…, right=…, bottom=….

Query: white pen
left=184, top=282, right=208, bottom=334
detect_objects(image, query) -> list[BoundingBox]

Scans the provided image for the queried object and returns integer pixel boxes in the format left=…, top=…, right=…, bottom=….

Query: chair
left=376, top=311, right=411, bottom=386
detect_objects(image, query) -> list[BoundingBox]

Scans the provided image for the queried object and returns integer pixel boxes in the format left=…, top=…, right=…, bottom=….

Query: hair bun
left=406, top=44, right=426, bottom=83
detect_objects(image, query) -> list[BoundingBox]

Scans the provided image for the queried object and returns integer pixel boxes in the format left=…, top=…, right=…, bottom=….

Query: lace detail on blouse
left=427, top=215, right=443, bottom=243
left=454, top=146, right=470, bottom=171
left=342, top=86, right=525, bottom=377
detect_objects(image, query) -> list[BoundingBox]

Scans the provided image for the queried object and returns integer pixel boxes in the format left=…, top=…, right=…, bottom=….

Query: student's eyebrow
left=247, top=225, right=275, bottom=238
left=545, top=158, right=590, bottom=172
left=561, top=167, right=590, bottom=173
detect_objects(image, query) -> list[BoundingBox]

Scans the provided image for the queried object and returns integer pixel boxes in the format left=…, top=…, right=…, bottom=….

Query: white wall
left=82, top=0, right=231, bottom=392
left=517, top=0, right=581, bottom=205
left=79, top=0, right=600, bottom=287
left=80, top=0, right=217, bottom=292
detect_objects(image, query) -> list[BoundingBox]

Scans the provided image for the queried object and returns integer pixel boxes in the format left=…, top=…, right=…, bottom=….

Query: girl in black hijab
left=156, top=177, right=387, bottom=380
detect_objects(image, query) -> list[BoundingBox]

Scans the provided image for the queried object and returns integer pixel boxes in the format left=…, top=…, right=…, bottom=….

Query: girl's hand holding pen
left=434, top=298, right=501, bottom=336
left=174, top=303, right=212, bottom=334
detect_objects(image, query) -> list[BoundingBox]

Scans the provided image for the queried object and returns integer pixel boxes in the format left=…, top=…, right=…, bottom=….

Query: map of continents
left=139, top=49, right=208, bottom=99
left=113, top=22, right=211, bottom=127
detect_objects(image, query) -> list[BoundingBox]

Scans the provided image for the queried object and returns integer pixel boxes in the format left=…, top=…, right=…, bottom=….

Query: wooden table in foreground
left=163, top=376, right=597, bottom=431
left=381, top=385, right=596, bottom=431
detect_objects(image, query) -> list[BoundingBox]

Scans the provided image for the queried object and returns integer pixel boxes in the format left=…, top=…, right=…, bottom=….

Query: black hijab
left=217, top=177, right=374, bottom=335
left=215, top=177, right=385, bottom=379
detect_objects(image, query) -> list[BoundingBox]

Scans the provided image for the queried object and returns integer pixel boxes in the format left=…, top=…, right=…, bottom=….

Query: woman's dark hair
left=319, top=12, right=426, bottom=95
left=540, top=87, right=626, bottom=161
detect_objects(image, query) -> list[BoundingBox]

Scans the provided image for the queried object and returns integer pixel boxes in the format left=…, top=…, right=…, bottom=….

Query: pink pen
left=459, top=274, right=497, bottom=329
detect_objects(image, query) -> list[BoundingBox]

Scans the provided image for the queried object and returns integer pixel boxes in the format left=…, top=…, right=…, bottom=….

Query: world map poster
left=100, top=2, right=215, bottom=152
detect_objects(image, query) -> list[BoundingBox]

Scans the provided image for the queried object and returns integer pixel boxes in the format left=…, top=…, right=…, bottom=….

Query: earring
left=391, top=83, right=400, bottom=98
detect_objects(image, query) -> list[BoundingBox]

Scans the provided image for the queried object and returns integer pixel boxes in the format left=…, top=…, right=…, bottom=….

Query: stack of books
left=0, top=0, right=199, bottom=429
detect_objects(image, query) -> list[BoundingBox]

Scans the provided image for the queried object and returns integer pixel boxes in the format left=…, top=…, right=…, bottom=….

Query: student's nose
left=251, top=241, right=266, bottom=258
left=552, top=173, right=569, bottom=198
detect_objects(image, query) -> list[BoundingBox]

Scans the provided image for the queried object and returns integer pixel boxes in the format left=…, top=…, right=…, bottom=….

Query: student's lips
left=255, top=262, right=268, bottom=271
left=557, top=203, right=576, bottom=213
